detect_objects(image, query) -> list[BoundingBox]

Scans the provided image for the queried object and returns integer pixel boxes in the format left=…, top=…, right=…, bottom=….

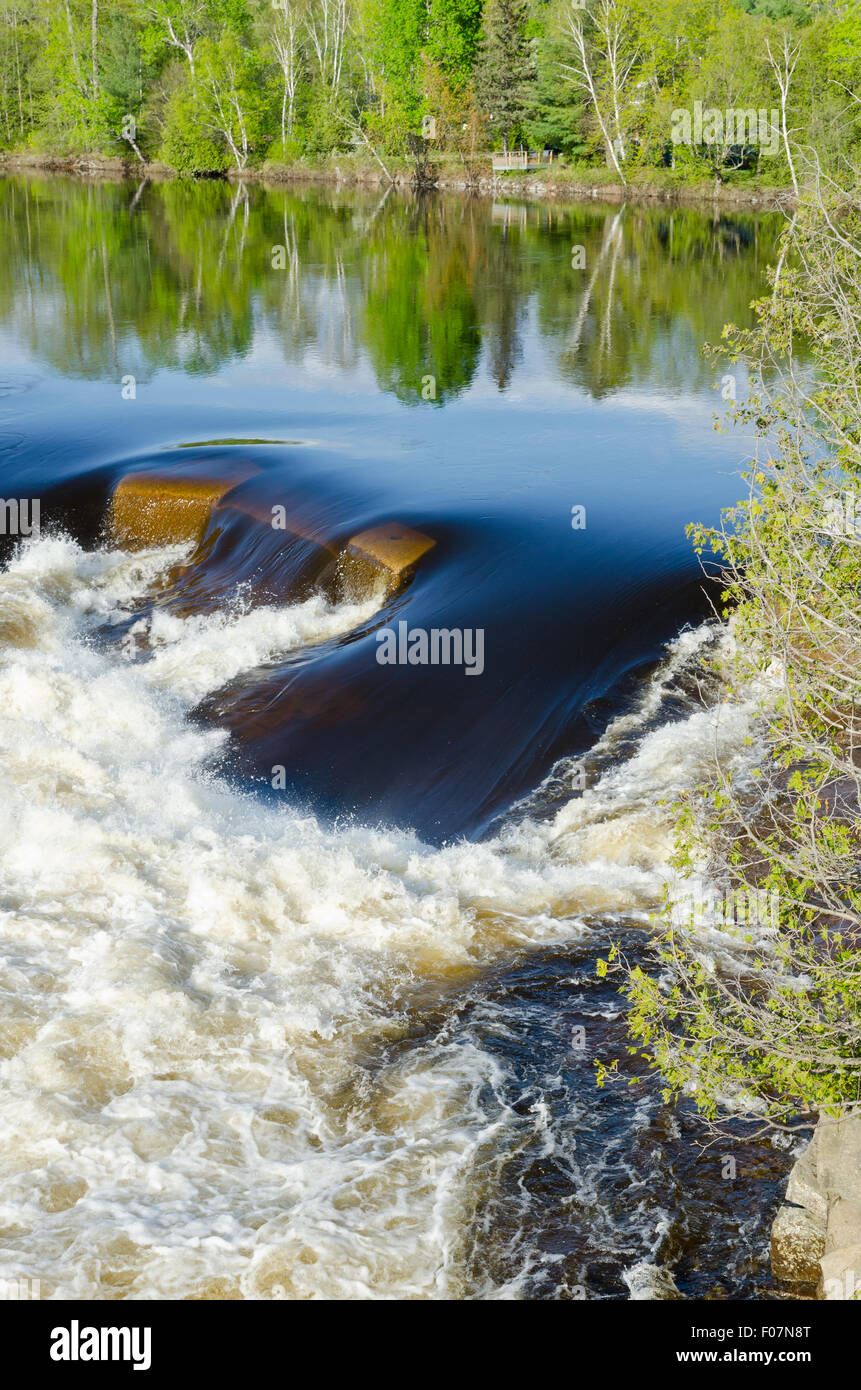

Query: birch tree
left=559, top=0, right=640, bottom=182
left=143, top=0, right=213, bottom=81
left=765, top=28, right=801, bottom=197
left=269, top=0, right=303, bottom=142
left=304, top=0, right=349, bottom=95
left=198, top=32, right=264, bottom=170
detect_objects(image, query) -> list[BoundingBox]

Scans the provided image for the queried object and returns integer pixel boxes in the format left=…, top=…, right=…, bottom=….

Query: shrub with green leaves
left=264, top=136, right=305, bottom=164
left=621, top=176, right=861, bottom=1125
left=160, top=89, right=229, bottom=176
left=301, top=98, right=350, bottom=159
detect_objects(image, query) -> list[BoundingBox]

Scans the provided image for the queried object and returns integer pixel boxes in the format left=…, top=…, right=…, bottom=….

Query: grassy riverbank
left=0, top=150, right=793, bottom=211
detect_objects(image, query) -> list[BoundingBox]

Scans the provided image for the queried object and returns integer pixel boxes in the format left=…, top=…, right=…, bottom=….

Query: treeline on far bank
left=0, top=0, right=859, bottom=186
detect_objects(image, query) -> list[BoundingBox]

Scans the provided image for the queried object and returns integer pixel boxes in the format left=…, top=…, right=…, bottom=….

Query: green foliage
left=824, top=0, right=861, bottom=84
left=196, top=32, right=270, bottom=168
left=100, top=13, right=151, bottom=113
left=362, top=0, right=427, bottom=126
left=1, top=0, right=860, bottom=175
left=160, top=87, right=229, bottom=174
left=426, top=0, right=483, bottom=89
left=474, top=0, right=535, bottom=150
left=300, top=94, right=350, bottom=158
left=621, top=185, right=861, bottom=1123
left=741, top=0, right=813, bottom=19
left=524, top=32, right=586, bottom=155
left=265, top=135, right=305, bottom=164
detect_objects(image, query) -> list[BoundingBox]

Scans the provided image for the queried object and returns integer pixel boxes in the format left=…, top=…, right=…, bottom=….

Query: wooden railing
left=490, top=149, right=555, bottom=171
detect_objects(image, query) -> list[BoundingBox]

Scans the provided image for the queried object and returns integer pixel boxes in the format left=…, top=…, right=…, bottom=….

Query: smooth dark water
left=1, top=176, right=775, bottom=839
left=0, top=176, right=799, bottom=1300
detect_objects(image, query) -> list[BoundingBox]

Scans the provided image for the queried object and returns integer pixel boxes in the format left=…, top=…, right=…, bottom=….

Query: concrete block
left=346, top=524, right=436, bottom=577
left=109, top=462, right=258, bottom=549
left=334, top=522, right=436, bottom=598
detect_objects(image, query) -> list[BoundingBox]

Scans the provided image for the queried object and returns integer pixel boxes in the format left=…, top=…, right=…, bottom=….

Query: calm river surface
left=0, top=176, right=797, bottom=1299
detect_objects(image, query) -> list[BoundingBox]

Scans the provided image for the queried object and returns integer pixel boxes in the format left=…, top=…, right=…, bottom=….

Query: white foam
left=622, top=1261, right=683, bottom=1300
left=0, top=535, right=763, bottom=1298
left=132, top=590, right=384, bottom=704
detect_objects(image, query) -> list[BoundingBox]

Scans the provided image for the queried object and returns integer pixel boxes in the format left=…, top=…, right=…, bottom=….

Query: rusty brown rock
left=334, top=522, right=436, bottom=598
left=109, top=461, right=259, bottom=549
left=770, top=1203, right=825, bottom=1286
left=346, top=523, right=436, bottom=575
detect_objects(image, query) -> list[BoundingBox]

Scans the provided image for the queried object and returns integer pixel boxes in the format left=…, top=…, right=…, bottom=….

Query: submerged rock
left=622, top=1262, right=683, bottom=1300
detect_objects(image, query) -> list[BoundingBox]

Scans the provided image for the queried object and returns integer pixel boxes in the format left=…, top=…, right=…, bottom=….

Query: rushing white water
left=133, top=589, right=387, bottom=705
left=0, top=536, right=764, bottom=1300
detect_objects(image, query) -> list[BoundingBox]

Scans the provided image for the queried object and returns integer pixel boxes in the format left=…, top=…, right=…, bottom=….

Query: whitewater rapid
left=0, top=535, right=762, bottom=1299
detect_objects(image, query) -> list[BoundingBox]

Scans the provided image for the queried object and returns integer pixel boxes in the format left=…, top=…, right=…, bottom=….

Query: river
left=0, top=175, right=797, bottom=1299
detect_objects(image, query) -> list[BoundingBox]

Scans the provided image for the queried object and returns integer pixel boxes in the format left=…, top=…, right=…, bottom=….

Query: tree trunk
left=91, top=0, right=98, bottom=95
left=64, top=1, right=81, bottom=85
left=13, top=20, right=24, bottom=136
